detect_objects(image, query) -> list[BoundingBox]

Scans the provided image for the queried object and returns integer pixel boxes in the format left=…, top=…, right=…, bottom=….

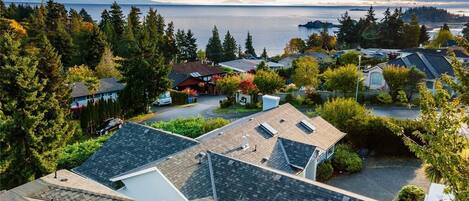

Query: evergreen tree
left=186, top=30, right=198, bottom=61
left=441, top=23, right=450, bottom=31
left=337, top=11, right=358, bottom=47
left=378, top=8, right=392, bottom=48
left=402, top=15, right=420, bottom=48
left=45, top=0, right=73, bottom=66
left=0, top=33, right=74, bottom=189
left=128, top=6, right=142, bottom=39
left=175, top=29, right=188, bottom=62
left=99, top=9, right=110, bottom=30
left=419, top=25, right=430, bottom=45
left=79, top=8, right=93, bottom=22
left=0, top=0, right=5, bottom=17
left=145, top=8, right=164, bottom=49
left=27, top=4, right=47, bottom=41
left=69, top=8, right=83, bottom=36
left=462, top=22, right=469, bottom=40
left=109, top=1, right=125, bottom=52
left=365, top=5, right=377, bottom=24
left=261, top=47, right=268, bottom=60
left=237, top=44, right=243, bottom=58
left=244, top=32, right=256, bottom=57
left=119, top=40, right=171, bottom=114
left=222, top=31, right=237, bottom=62
left=163, top=22, right=177, bottom=62
left=82, top=26, right=107, bottom=68
left=206, top=26, right=223, bottom=64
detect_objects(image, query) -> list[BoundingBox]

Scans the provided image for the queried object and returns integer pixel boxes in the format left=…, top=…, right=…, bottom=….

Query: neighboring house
left=401, top=48, right=469, bottom=63
left=388, top=52, right=455, bottom=92
left=73, top=96, right=374, bottom=201
left=359, top=48, right=400, bottom=59
left=170, top=61, right=225, bottom=94
left=71, top=77, right=125, bottom=110
left=0, top=169, right=132, bottom=201
left=425, top=183, right=454, bottom=201
left=362, top=64, right=387, bottom=90
left=219, top=59, right=284, bottom=72
left=278, top=52, right=331, bottom=68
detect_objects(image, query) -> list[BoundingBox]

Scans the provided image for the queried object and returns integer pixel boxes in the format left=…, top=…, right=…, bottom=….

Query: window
left=370, top=72, right=383, bottom=86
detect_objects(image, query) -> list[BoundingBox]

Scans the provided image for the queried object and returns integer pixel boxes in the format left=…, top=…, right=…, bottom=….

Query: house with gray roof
left=388, top=52, right=455, bottom=91
left=0, top=169, right=132, bottom=201
left=73, top=122, right=198, bottom=188
left=71, top=77, right=125, bottom=109
left=219, top=59, right=284, bottom=72
left=278, top=52, right=331, bottom=68
left=70, top=100, right=375, bottom=200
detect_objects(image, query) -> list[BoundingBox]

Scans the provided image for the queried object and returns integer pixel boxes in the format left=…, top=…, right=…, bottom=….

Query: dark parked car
left=96, top=118, right=124, bottom=135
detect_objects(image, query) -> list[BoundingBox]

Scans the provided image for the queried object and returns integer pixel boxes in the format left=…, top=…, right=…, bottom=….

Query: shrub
left=397, top=90, right=408, bottom=104
left=317, top=161, right=334, bottom=181
left=316, top=98, right=368, bottom=130
left=219, top=99, right=234, bottom=108
left=57, top=134, right=111, bottom=169
left=151, top=117, right=230, bottom=138
left=377, top=92, right=393, bottom=104
left=398, top=185, right=425, bottom=201
left=332, top=144, right=363, bottom=173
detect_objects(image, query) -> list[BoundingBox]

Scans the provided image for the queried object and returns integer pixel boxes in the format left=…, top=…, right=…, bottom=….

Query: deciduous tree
left=323, top=64, right=362, bottom=93
left=292, top=56, right=320, bottom=91
left=254, top=70, right=284, bottom=94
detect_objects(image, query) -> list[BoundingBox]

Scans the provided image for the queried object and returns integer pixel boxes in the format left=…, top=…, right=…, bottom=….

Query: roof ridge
left=38, top=179, right=132, bottom=201
left=277, top=138, right=291, bottom=165
left=416, top=52, right=439, bottom=78
left=206, top=151, right=376, bottom=201
left=206, top=153, right=218, bottom=201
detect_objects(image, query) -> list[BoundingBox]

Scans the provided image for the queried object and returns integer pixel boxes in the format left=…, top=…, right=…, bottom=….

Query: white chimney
left=241, top=133, right=249, bottom=150
left=262, top=95, right=280, bottom=111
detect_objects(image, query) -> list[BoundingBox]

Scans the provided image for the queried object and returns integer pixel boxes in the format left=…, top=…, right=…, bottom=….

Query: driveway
left=326, top=157, right=430, bottom=201
left=144, top=95, right=225, bottom=123
left=368, top=106, right=420, bottom=120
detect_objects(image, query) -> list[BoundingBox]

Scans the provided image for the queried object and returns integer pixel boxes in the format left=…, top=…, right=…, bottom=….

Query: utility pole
left=355, top=55, right=362, bottom=101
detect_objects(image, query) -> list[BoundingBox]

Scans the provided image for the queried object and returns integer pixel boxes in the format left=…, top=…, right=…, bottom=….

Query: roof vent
left=228, top=160, right=235, bottom=165
left=341, top=196, right=350, bottom=201
left=195, top=152, right=207, bottom=164
left=261, top=157, right=269, bottom=163
left=241, top=133, right=249, bottom=150
left=280, top=119, right=286, bottom=123
left=272, top=175, right=282, bottom=181
left=259, top=122, right=278, bottom=136
left=60, top=178, right=68, bottom=182
left=144, top=129, right=149, bottom=134
left=300, top=120, right=316, bottom=133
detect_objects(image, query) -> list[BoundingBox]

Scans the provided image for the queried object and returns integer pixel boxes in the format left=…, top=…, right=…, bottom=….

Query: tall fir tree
left=109, top=1, right=125, bottom=53
left=79, top=8, right=93, bottom=22
left=175, top=29, right=188, bottom=62
left=244, top=32, right=256, bottom=57
left=128, top=6, right=142, bottom=40
left=0, top=33, right=74, bottom=189
left=45, top=0, right=74, bottom=67
left=69, top=8, right=83, bottom=35
left=186, top=30, right=198, bottom=62
left=365, top=5, right=377, bottom=24
left=99, top=9, right=115, bottom=43
left=238, top=44, right=243, bottom=58
left=163, top=22, right=177, bottom=62
left=27, top=4, right=47, bottom=41
left=0, top=0, right=5, bottom=17
left=222, top=31, right=237, bottom=62
left=337, top=11, right=358, bottom=47
left=419, top=25, right=430, bottom=46
left=82, top=26, right=107, bottom=68
left=145, top=8, right=164, bottom=49
left=261, top=48, right=268, bottom=60
left=206, top=26, right=223, bottom=64
left=402, top=15, right=420, bottom=48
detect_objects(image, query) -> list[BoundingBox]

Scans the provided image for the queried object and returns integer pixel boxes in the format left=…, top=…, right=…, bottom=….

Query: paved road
left=368, top=106, right=420, bottom=120
left=144, top=95, right=225, bottom=123
left=327, top=157, right=430, bottom=201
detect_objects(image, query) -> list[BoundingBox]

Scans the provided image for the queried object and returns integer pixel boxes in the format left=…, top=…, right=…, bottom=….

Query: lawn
left=214, top=104, right=261, bottom=115
left=149, top=116, right=230, bottom=138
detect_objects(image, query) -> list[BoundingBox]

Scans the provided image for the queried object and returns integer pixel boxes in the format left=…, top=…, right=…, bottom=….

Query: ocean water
left=8, top=3, right=469, bottom=55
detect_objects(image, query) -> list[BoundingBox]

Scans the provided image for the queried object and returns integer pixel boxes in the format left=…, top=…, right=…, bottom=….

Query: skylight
left=190, top=72, right=202, bottom=77
left=300, top=120, right=316, bottom=133
left=259, top=122, right=278, bottom=136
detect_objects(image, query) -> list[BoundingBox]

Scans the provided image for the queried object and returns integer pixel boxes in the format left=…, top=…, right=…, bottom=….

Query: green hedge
left=317, top=98, right=424, bottom=156
left=332, top=144, right=363, bottom=173
left=150, top=117, right=230, bottom=138
left=317, top=161, right=334, bottom=181
left=57, top=134, right=111, bottom=169
left=398, top=185, right=425, bottom=201
left=170, top=90, right=189, bottom=105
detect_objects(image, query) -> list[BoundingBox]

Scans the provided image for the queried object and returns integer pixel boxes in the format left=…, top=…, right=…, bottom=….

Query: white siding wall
left=71, top=92, right=119, bottom=109
left=119, top=170, right=188, bottom=201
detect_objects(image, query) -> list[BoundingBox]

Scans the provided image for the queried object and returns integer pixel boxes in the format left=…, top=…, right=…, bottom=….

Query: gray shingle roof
left=208, top=152, right=373, bottom=201
left=73, top=122, right=198, bottom=188
left=173, top=62, right=225, bottom=77
left=219, top=59, right=284, bottom=72
left=279, top=137, right=316, bottom=168
left=0, top=170, right=133, bottom=201
left=71, top=77, right=125, bottom=98
left=388, top=53, right=454, bottom=79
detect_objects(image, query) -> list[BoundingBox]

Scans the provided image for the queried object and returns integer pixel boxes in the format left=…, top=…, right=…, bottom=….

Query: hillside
left=402, top=6, right=469, bottom=23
